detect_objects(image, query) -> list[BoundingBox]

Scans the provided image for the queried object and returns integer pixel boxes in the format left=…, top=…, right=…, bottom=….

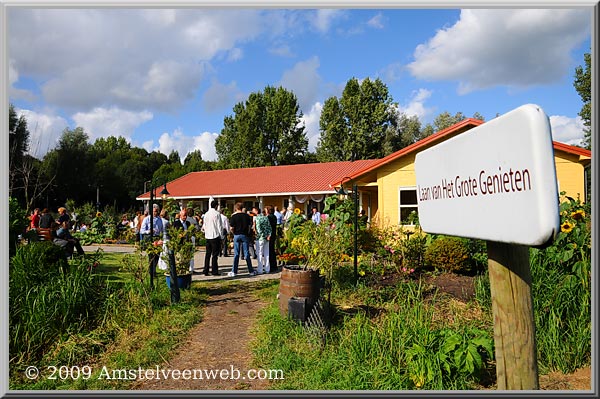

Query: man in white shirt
left=201, top=200, right=224, bottom=276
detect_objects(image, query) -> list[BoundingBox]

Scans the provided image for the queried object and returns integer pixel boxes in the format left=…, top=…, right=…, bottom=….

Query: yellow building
left=332, top=118, right=591, bottom=227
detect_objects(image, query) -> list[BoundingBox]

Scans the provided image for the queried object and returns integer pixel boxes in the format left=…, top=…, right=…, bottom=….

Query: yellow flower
left=294, top=208, right=301, bottom=215
left=561, top=221, right=575, bottom=233
left=358, top=270, right=366, bottom=276
left=571, top=209, right=585, bottom=220
left=96, top=211, right=102, bottom=218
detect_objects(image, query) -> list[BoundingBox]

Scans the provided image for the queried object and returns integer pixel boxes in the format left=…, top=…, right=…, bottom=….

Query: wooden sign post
left=487, top=242, right=538, bottom=389
left=415, top=104, right=560, bottom=390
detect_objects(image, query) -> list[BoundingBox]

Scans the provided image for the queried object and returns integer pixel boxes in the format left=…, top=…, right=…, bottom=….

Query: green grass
left=10, top=251, right=208, bottom=390
left=251, top=278, right=495, bottom=390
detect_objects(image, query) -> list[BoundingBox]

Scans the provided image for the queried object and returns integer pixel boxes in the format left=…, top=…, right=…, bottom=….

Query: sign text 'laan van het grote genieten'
left=414, top=104, right=560, bottom=247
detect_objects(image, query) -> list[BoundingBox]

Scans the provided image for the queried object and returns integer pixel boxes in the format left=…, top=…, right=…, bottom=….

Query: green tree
left=382, top=110, right=423, bottom=155
left=168, top=150, right=181, bottom=165
left=317, top=77, right=395, bottom=161
left=420, top=111, right=484, bottom=139
left=316, top=97, right=348, bottom=162
left=153, top=162, right=185, bottom=186
left=215, top=86, right=308, bottom=168
left=41, top=127, right=95, bottom=207
left=9, top=104, right=31, bottom=200
left=184, top=150, right=214, bottom=172
left=574, top=52, right=591, bottom=149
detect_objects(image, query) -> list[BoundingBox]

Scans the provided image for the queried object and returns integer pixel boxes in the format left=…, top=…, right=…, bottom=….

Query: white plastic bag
left=157, top=241, right=169, bottom=271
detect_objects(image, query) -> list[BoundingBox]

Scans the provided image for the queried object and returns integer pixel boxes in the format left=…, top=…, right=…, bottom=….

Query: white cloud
left=72, top=107, right=153, bottom=142
left=367, top=13, right=385, bottom=29
left=227, top=48, right=244, bottom=62
left=9, top=59, right=18, bottom=86
left=147, top=129, right=219, bottom=163
left=9, top=59, right=36, bottom=102
left=9, top=9, right=265, bottom=112
left=397, top=89, right=434, bottom=121
left=407, top=9, right=590, bottom=93
left=202, top=80, right=244, bottom=113
left=193, top=132, right=220, bottom=162
left=269, top=44, right=295, bottom=58
left=549, top=115, right=585, bottom=146
left=312, top=9, right=345, bottom=33
left=301, top=102, right=323, bottom=152
left=378, top=62, right=404, bottom=83
left=279, top=56, right=321, bottom=113
left=16, top=108, right=69, bottom=158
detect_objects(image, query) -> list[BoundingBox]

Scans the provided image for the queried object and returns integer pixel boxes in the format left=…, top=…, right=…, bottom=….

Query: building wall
left=554, top=151, right=588, bottom=202
left=376, top=154, right=417, bottom=227
left=373, top=149, right=588, bottom=227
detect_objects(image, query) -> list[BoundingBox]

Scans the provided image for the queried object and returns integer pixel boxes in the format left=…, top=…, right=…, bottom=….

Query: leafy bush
left=9, top=197, right=28, bottom=257
left=424, top=236, right=471, bottom=274
left=402, top=230, right=428, bottom=270
left=529, top=194, right=591, bottom=373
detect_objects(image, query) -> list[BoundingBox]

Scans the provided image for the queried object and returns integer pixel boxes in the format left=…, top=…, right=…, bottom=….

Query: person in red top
left=29, top=208, right=40, bottom=230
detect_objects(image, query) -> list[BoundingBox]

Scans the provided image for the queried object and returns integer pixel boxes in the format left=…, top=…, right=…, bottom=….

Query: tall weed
left=255, top=280, right=494, bottom=390
left=473, top=195, right=591, bottom=374
left=10, top=243, right=104, bottom=364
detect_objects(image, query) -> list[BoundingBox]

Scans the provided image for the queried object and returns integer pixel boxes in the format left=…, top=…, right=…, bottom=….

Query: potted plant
left=162, top=225, right=199, bottom=290
left=278, top=196, right=353, bottom=319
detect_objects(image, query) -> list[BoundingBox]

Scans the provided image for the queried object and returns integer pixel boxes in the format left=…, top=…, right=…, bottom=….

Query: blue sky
left=7, top=7, right=592, bottom=161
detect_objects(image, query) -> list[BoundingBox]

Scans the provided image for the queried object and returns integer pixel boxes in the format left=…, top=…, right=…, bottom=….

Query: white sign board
left=415, top=104, right=560, bottom=247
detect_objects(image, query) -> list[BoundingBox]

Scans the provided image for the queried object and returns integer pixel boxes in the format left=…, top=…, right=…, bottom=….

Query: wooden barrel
left=278, top=265, right=321, bottom=317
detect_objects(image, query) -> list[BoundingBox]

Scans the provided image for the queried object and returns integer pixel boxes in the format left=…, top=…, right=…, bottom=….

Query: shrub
left=424, top=236, right=471, bottom=274
left=9, top=197, right=28, bottom=257
left=401, top=230, right=427, bottom=270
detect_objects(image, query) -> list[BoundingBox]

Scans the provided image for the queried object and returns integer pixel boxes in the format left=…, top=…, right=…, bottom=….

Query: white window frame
left=398, top=186, right=418, bottom=226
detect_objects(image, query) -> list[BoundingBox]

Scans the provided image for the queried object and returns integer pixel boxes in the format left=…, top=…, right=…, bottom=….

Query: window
left=585, top=165, right=591, bottom=203
left=398, top=187, right=418, bottom=225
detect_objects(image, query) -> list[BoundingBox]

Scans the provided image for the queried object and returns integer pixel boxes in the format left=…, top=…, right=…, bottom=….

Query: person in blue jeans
left=228, top=202, right=256, bottom=277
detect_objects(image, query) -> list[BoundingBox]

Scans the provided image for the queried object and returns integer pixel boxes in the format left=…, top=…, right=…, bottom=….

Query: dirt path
left=132, top=283, right=272, bottom=391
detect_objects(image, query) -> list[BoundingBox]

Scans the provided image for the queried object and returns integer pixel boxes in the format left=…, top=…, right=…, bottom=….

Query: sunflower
left=570, top=209, right=585, bottom=220
left=561, top=220, right=575, bottom=233
left=96, top=211, right=103, bottom=218
left=294, top=208, right=301, bottom=215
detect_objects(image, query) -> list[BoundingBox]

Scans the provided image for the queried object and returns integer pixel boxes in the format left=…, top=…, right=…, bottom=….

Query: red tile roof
left=330, top=118, right=484, bottom=187
left=552, top=141, right=592, bottom=158
left=137, top=160, right=378, bottom=200
left=330, top=118, right=592, bottom=187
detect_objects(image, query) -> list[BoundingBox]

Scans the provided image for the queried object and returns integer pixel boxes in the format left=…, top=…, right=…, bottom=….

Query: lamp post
left=336, top=177, right=359, bottom=283
left=145, top=180, right=170, bottom=289
left=160, top=183, right=169, bottom=208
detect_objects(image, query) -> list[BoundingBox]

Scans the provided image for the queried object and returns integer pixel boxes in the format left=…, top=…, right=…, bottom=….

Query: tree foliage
left=9, top=105, right=31, bottom=199
left=317, top=77, right=395, bottom=162
left=420, top=111, right=484, bottom=138
left=215, top=86, right=309, bottom=169
left=184, top=150, right=214, bottom=172
left=574, top=52, right=591, bottom=149
left=382, top=110, right=423, bottom=155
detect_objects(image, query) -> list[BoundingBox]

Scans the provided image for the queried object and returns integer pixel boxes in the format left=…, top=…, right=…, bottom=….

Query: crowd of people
left=26, top=201, right=341, bottom=280
left=136, top=201, right=290, bottom=279
left=26, top=207, right=85, bottom=258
